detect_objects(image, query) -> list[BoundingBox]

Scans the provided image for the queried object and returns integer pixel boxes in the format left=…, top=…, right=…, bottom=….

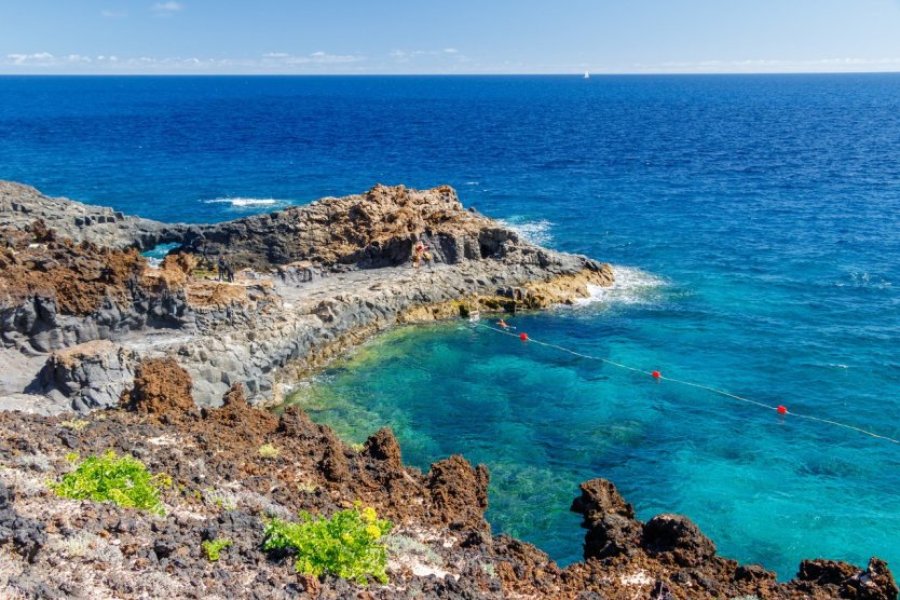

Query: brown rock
left=426, top=455, right=490, bottom=532
left=317, top=430, right=350, bottom=484
left=852, top=558, right=899, bottom=600
left=571, top=478, right=642, bottom=560
left=798, top=559, right=860, bottom=586
left=362, top=427, right=402, bottom=471
left=221, top=382, right=248, bottom=409
left=276, top=406, right=318, bottom=439
left=122, top=357, right=194, bottom=416
left=642, top=514, right=717, bottom=568
left=571, top=478, right=635, bottom=523
left=203, top=382, right=277, bottom=439
left=797, top=557, right=899, bottom=600
left=0, top=223, right=147, bottom=316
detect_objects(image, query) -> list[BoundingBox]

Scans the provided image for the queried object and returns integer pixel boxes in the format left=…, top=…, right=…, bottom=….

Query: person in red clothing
left=412, top=240, right=427, bottom=268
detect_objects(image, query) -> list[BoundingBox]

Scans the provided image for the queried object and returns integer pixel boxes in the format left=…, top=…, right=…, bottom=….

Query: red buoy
left=777, top=405, right=788, bottom=415
left=519, top=332, right=529, bottom=341
left=651, top=370, right=661, bottom=379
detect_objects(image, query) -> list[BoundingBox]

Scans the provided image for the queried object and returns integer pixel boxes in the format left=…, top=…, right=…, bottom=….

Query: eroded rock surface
left=1, top=182, right=612, bottom=411
left=0, top=180, right=181, bottom=250
left=0, top=370, right=894, bottom=599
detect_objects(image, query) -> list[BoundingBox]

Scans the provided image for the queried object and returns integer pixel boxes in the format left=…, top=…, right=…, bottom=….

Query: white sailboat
left=584, top=70, right=590, bottom=79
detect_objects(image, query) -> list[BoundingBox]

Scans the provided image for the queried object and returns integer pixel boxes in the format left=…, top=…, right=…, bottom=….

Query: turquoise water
left=1, top=75, right=898, bottom=578
left=291, top=295, right=898, bottom=578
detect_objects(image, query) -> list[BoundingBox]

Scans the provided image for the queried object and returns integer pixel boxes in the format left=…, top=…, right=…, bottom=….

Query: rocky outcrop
left=567, top=477, right=898, bottom=600
left=188, top=184, right=580, bottom=271
left=571, top=477, right=642, bottom=559
left=0, top=482, right=46, bottom=563
left=0, top=224, right=191, bottom=354
left=121, top=357, right=195, bottom=417
left=426, top=455, right=491, bottom=534
left=1, top=181, right=613, bottom=411
left=29, top=341, right=137, bottom=411
left=797, top=558, right=898, bottom=600
left=0, top=180, right=182, bottom=250
left=0, top=376, right=894, bottom=599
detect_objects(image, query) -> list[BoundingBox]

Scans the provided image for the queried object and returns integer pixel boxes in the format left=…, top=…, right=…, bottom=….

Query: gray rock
left=27, top=341, right=137, bottom=410
left=1, top=181, right=614, bottom=411
left=0, top=180, right=184, bottom=251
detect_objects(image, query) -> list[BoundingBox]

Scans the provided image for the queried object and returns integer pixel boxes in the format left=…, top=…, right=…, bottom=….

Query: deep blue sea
left=1, top=75, right=898, bottom=578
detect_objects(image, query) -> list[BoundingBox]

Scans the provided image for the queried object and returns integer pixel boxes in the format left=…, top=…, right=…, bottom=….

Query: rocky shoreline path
left=1, top=180, right=612, bottom=413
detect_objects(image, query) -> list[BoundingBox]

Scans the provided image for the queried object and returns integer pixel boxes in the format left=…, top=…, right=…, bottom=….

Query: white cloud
left=10, top=48, right=898, bottom=75
left=389, top=48, right=467, bottom=64
left=100, top=9, right=127, bottom=18
left=6, top=52, right=56, bottom=66
left=636, top=57, right=900, bottom=74
left=152, top=2, right=183, bottom=14
left=262, top=51, right=365, bottom=65
left=1, top=50, right=366, bottom=73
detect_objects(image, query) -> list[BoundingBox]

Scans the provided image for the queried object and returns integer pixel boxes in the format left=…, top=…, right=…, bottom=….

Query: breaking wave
left=202, top=197, right=286, bottom=208
left=498, top=217, right=553, bottom=246
left=573, top=266, right=668, bottom=307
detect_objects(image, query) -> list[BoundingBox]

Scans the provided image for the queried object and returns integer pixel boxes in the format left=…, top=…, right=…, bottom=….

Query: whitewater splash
left=573, top=266, right=667, bottom=307
left=498, top=217, right=553, bottom=246
left=203, top=197, right=286, bottom=208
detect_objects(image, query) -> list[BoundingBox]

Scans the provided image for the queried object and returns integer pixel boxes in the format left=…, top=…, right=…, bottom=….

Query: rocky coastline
left=1, top=360, right=896, bottom=599
left=1, top=180, right=897, bottom=598
left=1, top=180, right=612, bottom=412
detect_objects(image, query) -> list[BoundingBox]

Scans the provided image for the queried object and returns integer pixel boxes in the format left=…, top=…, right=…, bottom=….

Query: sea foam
left=574, top=265, right=667, bottom=307
left=203, top=197, right=285, bottom=208
left=498, top=217, right=553, bottom=246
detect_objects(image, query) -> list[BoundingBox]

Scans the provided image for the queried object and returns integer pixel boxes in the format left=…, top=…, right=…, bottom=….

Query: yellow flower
left=361, top=506, right=378, bottom=523
left=365, top=524, right=382, bottom=539
left=341, top=532, right=354, bottom=544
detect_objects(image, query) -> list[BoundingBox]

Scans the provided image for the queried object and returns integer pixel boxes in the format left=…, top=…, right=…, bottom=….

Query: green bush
left=59, top=418, right=89, bottom=431
left=51, top=450, right=169, bottom=516
left=263, top=504, right=392, bottom=585
left=201, top=538, right=232, bottom=561
left=257, top=443, right=280, bottom=459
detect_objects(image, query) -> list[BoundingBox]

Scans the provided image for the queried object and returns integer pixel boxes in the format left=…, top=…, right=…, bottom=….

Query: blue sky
left=2, top=0, right=900, bottom=74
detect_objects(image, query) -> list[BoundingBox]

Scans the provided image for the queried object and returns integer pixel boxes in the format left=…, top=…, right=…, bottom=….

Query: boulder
left=570, top=478, right=643, bottom=560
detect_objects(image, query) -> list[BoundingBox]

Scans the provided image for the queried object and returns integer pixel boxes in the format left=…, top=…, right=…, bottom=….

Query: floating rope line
left=474, top=322, right=900, bottom=446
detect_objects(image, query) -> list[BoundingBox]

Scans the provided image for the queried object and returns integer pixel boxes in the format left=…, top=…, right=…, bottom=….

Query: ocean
left=1, top=74, right=898, bottom=578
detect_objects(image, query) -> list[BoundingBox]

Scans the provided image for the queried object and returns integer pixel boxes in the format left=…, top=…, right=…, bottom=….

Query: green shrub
left=51, top=450, right=169, bottom=516
left=59, top=419, right=89, bottom=431
left=257, top=443, right=280, bottom=459
left=201, top=538, right=232, bottom=561
left=263, top=504, right=392, bottom=585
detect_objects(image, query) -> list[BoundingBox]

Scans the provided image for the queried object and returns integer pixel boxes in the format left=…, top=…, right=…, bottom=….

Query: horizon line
left=2, top=70, right=900, bottom=77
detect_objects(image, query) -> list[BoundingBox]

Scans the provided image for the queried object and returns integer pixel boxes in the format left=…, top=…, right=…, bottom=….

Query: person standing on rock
left=217, top=256, right=227, bottom=281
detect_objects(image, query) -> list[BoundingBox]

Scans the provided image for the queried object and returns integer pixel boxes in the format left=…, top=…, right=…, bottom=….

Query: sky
left=2, top=0, right=900, bottom=74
